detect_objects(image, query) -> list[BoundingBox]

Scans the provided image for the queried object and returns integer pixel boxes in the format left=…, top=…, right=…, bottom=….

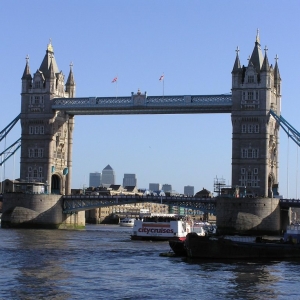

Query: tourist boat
left=184, top=224, right=300, bottom=259
left=119, top=217, right=135, bottom=227
left=131, top=214, right=192, bottom=241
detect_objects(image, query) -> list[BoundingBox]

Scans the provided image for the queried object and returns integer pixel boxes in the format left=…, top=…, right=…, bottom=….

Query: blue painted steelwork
left=0, top=114, right=20, bottom=142
left=270, top=109, right=300, bottom=147
left=62, top=195, right=216, bottom=214
left=52, top=94, right=232, bottom=115
left=0, top=138, right=21, bottom=166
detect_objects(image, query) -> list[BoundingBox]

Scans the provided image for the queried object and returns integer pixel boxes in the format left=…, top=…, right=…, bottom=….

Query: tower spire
left=22, top=54, right=32, bottom=79
left=66, top=62, right=76, bottom=97
left=274, top=54, right=281, bottom=81
left=232, top=46, right=241, bottom=72
left=249, top=30, right=264, bottom=73
left=261, top=46, right=270, bottom=72
left=256, top=28, right=260, bottom=44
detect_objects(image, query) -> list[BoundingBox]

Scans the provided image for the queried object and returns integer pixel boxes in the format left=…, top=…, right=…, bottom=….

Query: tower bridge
left=1, top=32, right=299, bottom=233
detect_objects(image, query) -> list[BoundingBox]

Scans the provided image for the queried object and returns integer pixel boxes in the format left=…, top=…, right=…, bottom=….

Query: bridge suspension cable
left=0, top=114, right=21, bottom=142
left=270, top=110, right=300, bottom=147
left=270, top=109, right=300, bottom=198
left=0, top=138, right=21, bottom=167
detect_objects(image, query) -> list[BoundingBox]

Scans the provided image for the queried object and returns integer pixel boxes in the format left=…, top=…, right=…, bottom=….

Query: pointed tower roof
left=22, top=55, right=32, bottom=80
left=39, top=40, right=60, bottom=77
left=232, top=46, right=241, bottom=72
left=261, top=46, right=270, bottom=72
left=103, top=164, right=113, bottom=170
left=66, top=62, right=75, bottom=86
left=249, top=30, right=264, bottom=73
left=274, top=54, right=281, bottom=81
left=48, top=57, right=56, bottom=79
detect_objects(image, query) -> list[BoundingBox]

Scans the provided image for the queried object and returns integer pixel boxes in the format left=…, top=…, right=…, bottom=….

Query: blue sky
left=1, top=1, right=300, bottom=197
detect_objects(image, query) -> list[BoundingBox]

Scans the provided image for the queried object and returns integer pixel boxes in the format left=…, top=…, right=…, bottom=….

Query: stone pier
left=216, top=197, right=281, bottom=235
left=1, top=194, right=85, bottom=229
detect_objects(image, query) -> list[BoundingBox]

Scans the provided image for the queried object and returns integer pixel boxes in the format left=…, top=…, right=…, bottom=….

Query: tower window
left=248, top=92, right=254, bottom=100
left=248, top=75, right=254, bottom=83
left=242, top=124, right=247, bottom=133
left=35, top=81, right=41, bottom=89
left=241, top=148, right=259, bottom=159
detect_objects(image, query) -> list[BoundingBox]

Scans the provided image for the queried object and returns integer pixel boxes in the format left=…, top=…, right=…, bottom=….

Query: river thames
left=0, top=225, right=300, bottom=299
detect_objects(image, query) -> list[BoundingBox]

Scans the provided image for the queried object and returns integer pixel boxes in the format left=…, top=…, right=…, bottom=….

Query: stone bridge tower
left=231, top=32, right=281, bottom=198
left=20, top=41, right=75, bottom=195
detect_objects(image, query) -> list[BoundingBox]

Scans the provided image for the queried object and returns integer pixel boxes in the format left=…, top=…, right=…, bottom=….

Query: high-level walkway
left=52, top=94, right=232, bottom=115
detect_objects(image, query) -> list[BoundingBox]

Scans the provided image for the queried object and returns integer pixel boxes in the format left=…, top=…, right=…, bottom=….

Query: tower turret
left=21, top=55, right=32, bottom=93
left=65, top=63, right=76, bottom=98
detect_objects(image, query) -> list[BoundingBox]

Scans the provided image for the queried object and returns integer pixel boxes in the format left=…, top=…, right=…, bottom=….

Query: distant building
left=89, top=172, right=101, bottom=187
left=123, top=174, right=137, bottom=187
left=149, top=183, right=161, bottom=192
left=184, top=185, right=194, bottom=196
left=162, top=184, right=172, bottom=192
left=101, top=164, right=115, bottom=187
left=195, top=188, right=213, bottom=198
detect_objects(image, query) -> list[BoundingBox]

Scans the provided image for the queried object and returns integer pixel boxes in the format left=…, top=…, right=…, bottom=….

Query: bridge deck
left=62, top=195, right=216, bottom=214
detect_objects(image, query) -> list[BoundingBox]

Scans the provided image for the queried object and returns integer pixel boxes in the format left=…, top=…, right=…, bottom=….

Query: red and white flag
left=111, top=76, right=118, bottom=83
left=159, top=74, right=164, bottom=81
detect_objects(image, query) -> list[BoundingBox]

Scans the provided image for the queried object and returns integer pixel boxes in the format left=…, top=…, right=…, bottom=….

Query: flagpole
left=116, top=75, right=118, bottom=99
left=159, top=73, right=164, bottom=96
left=163, top=73, right=164, bottom=97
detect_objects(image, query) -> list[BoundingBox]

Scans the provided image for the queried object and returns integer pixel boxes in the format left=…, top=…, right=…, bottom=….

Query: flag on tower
left=111, top=76, right=118, bottom=83
left=159, top=74, right=164, bottom=81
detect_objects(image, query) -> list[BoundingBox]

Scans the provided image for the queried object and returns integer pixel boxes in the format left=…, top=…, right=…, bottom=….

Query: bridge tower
left=20, top=41, right=76, bottom=195
left=231, top=32, right=281, bottom=198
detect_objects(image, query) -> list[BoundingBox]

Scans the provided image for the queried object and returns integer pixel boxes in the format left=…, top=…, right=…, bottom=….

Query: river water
left=0, top=225, right=300, bottom=300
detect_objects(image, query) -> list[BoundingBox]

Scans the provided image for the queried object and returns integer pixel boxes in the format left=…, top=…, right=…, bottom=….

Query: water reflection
left=3, top=229, right=72, bottom=299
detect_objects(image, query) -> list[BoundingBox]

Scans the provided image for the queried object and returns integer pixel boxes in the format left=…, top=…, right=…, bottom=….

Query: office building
left=123, top=174, right=137, bottom=187
left=184, top=185, right=194, bottom=196
left=101, top=164, right=115, bottom=187
left=162, top=184, right=172, bottom=193
left=149, top=183, right=161, bottom=192
left=89, top=172, right=101, bottom=187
